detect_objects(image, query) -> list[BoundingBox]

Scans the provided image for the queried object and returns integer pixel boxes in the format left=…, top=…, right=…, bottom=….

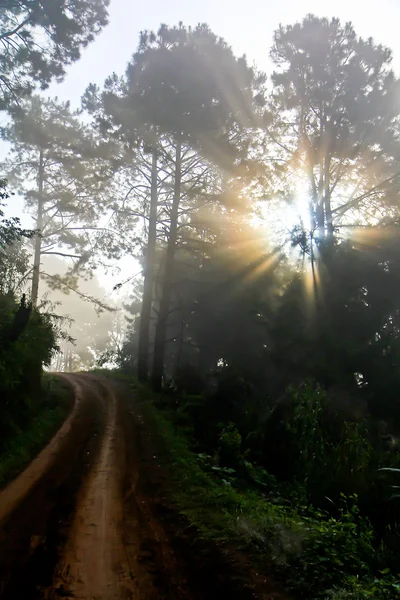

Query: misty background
left=2, top=0, right=400, bottom=370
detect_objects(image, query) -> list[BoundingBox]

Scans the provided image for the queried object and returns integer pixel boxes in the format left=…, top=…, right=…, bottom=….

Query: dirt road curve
left=0, top=374, right=286, bottom=600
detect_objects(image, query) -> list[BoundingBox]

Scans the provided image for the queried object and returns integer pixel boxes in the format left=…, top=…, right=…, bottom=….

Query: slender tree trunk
left=31, top=148, right=44, bottom=306
left=318, top=109, right=326, bottom=240
left=316, top=198, right=325, bottom=240
left=173, top=303, right=185, bottom=376
left=324, top=118, right=333, bottom=239
left=152, top=137, right=182, bottom=391
left=324, top=197, right=333, bottom=238
left=324, top=162, right=333, bottom=239
left=138, top=148, right=158, bottom=381
left=309, top=201, right=319, bottom=305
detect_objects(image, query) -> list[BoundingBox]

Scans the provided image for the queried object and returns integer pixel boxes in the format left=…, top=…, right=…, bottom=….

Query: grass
left=88, top=368, right=137, bottom=384
left=0, top=373, right=72, bottom=488
left=138, top=386, right=252, bottom=538
left=98, top=370, right=400, bottom=599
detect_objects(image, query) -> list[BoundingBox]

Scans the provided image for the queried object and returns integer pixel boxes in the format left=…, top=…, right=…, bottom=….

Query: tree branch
left=42, top=251, right=83, bottom=259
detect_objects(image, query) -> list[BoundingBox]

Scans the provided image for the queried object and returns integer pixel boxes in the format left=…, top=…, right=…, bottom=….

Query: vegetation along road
left=0, top=374, right=286, bottom=600
left=2, top=2, right=400, bottom=598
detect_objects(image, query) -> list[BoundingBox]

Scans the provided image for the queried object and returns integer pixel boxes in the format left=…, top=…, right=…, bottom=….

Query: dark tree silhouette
left=0, top=0, right=109, bottom=109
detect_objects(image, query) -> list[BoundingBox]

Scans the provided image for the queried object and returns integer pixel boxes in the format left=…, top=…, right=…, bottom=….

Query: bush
left=135, top=381, right=400, bottom=600
left=0, top=374, right=72, bottom=488
left=261, top=382, right=392, bottom=503
left=291, top=496, right=375, bottom=594
left=240, top=492, right=396, bottom=598
left=0, top=293, right=57, bottom=445
left=218, top=422, right=242, bottom=467
left=328, top=574, right=400, bottom=599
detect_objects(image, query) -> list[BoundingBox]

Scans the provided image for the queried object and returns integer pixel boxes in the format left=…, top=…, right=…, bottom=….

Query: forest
left=1, top=3, right=400, bottom=598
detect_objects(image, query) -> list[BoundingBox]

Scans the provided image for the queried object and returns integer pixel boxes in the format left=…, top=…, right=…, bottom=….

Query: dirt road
left=0, top=374, right=287, bottom=600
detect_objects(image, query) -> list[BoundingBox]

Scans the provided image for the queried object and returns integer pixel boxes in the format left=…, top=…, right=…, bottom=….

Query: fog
left=2, top=3, right=400, bottom=597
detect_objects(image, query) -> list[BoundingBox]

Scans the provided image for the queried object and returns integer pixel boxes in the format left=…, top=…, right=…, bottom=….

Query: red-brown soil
left=0, top=374, right=291, bottom=600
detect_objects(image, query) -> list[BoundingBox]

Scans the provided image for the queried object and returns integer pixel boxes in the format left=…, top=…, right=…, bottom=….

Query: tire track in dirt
left=118, top=393, right=192, bottom=600
left=0, top=374, right=291, bottom=600
left=51, top=379, right=135, bottom=599
left=0, top=374, right=105, bottom=599
left=50, top=376, right=193, bottom=600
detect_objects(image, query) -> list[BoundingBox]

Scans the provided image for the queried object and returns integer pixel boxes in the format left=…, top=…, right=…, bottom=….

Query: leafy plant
left=218, top=422, right=242, bottom=467
left=291, top=495, right=374, bottom=594
left=379, top=468, right=400, bottom=499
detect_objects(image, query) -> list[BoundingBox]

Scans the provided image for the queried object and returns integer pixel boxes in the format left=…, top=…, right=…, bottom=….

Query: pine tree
left=267, top=15, right=400, bottom=241
left=2, top=96, right=119, bottom=305
left=0, top=0, right=109, bottom=110
left=125, top=23, right=265, bottom=389
left=82, top=76, right=161, bottom=382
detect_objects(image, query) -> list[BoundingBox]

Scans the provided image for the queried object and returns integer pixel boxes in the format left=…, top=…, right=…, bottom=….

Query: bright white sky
left=49, top=0, right=400, bottom=107
left=4, top=0, right=400, bottom=293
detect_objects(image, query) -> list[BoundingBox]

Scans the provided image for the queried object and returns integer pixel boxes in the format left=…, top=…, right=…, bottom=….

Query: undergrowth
left=138, top=383, right=400, bottom=599
left=0, top=373, right=72, bottom=488
left=100, top=370, right=400, bottom=599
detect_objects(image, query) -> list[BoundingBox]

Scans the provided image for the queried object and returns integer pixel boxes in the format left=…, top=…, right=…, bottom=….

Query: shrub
left=328, top=574, right=400, bottom=599
left=292, top=496, right=375, bottom=594
left=262, top=382, right=386, bottom=505
left=0, top=293, right=57, bottom=445
left=218, top=422, right=242, bottom=467
left=239, top=493, right=383, bottom=598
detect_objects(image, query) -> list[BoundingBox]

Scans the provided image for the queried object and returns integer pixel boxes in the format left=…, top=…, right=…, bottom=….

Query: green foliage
left=218, top=422, right=242, bottom=467
left=275, top=383, right=373, bottom=495
left=0, top=0, right=109, bottom=110
left=125, top=23, right=265, bottom=158
left=132, top=383, right=400, bottom=599
left=269, top=14, right=400, bottom=236
left=2, top=96, right=123, bottom=301
left=292, top=497, right=374, bottom=594
left=0, top=293, right=58, bottom=444
left=1, top=8, right=399, bottom=598
left=0, top=374, right=72, bottom=488
left=270, top=241, right=400, bottom=412
left=283, top=382, right=329, bottom=483
left=101, top=17, right=400, bottom=597
left=0, top=240, right=31, bottom=296
left=379, top=468, right=400, bottom=500
left=0, top=180, right=32, bottom=252
left=0, top=180, right=59, bottom=440
left=328, top=574, right=400, bottom=600
left=240, top=496, right=379, bottom=597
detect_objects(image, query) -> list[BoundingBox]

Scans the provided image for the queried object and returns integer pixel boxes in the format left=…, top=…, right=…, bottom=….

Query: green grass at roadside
left=0, top=373, right=72, bottom=489
left=96, top=370, right=400, bottom=600
left=88, top=368, right=137, bottom=384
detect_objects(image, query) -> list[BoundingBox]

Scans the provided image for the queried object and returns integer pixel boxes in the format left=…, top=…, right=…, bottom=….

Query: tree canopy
left=2, top=95, right=122, bottom=304
left=0, top=0, right=109, bottom=109
left=267, top=16, right=400, bottom=241
left=2, top=12, right=400, bottom=599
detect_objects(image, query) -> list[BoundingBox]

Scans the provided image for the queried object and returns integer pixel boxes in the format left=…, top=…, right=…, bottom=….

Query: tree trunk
left=138, top=148, right=158, bottom=382
left=31, top=148, right=44, bottom=306
left=56, top=351, right=63, bottom=372
left=152, top=137, right=182, bottom=391
left=318, top=109, right=326, bottom=240
left=324, top=121, right=333, bottom=239
left=316, top=200, right=325, bottom=240
left=324, top=158, right=333, bottom=239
